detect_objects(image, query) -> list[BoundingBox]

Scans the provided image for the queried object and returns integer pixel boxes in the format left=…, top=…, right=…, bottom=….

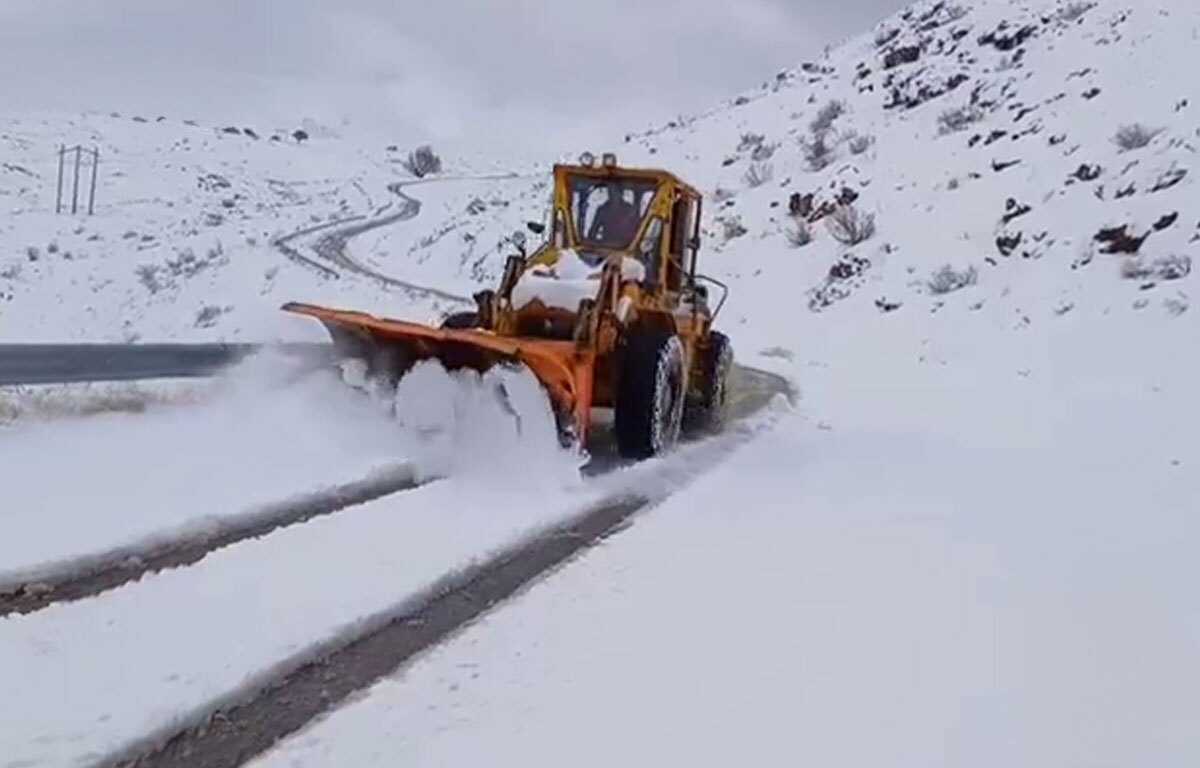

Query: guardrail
left=0, top=343, right=332, bottom=386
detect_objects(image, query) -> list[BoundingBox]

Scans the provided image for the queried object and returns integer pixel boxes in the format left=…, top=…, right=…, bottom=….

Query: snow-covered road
left=0, top=390, right=787, bottom=768
left=251, top=350, right=1200, bottom=768
left=0, top=352, right=423, bottom=589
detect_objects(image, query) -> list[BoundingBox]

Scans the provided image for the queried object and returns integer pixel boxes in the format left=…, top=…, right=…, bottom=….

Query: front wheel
left=684, top=330, right=733, bottom=435
left=614, top=329, right=687, bottom=459
left=440, top=311, right=478, bottom=329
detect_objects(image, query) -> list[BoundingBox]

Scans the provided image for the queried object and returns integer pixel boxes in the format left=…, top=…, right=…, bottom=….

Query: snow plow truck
left=282, top=154, right=733, bottom=459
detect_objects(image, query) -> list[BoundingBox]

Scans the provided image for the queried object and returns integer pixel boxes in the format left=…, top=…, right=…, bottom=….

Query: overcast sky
left=0, top=0, right=906, bottom=151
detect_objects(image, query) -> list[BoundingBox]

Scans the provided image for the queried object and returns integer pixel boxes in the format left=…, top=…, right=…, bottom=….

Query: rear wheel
left=684, top=330, right=733, bottom=435
left=614, top=329, right=687, bottom=459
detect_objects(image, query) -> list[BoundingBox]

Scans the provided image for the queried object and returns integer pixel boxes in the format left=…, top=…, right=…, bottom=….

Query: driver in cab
left=587, top=183, right=640, bottom=246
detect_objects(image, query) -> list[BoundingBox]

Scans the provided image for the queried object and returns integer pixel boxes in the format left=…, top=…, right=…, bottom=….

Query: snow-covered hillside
left=3, top=0, right=1199, bottom=765
left=0, top=111, right=549, bottom=342
left=7, top=0, right=1193, bottom=355
left=240, top=0, right=1199, bottom=764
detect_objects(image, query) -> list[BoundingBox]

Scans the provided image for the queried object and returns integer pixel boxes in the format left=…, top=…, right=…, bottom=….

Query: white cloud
left=0, top=0, right=907, bottom=151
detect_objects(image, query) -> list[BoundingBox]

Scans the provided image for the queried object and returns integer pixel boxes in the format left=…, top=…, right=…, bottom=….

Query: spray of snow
left=349, top=357, right=587, bottom=489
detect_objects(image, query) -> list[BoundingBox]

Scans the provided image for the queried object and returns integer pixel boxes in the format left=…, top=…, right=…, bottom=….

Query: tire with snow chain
left=684, top=330, right=733, bottom=435
left=614, top=329, right=687, bottom=459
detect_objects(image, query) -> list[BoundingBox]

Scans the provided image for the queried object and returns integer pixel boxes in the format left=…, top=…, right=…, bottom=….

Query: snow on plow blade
left=281, top=302, right=595, bottom=446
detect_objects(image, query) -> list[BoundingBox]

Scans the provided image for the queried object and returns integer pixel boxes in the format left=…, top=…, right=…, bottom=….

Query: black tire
left=684, top=330, right=733, bottom=435
left=614, top=328, right=687, bottom=459
left=440, top=311, right=478, bottom=329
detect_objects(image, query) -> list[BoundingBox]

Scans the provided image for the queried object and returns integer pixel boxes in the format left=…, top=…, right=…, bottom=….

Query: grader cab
left=282, top=154, right=732, bottom=459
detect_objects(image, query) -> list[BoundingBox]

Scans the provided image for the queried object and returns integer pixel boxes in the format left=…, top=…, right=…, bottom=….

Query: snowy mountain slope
left=267, top=0, right=1200, bottom=364
left=3, top=0, right=1197, bottom=351
left=339, top=0, right=1199, bottom=432
left=239, top=0, right=1200, bottom=764
left=0, top=111, right=551, bottom=343
left=611, top=0, right=1197, bottom=333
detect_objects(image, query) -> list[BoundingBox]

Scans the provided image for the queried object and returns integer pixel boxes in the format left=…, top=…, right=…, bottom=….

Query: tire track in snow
left=270, top=216, right=361, bottom=280
left=0, top=466, right=433, bottom=617
left=1, top=364, right=790, bottom=618
left=102, top=376, right=795, bottom=768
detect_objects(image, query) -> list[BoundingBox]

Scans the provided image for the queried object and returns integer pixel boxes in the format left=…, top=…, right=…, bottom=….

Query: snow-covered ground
left=3, top=0, right=1199, bottom=764
left=240, top=0, right=1200, bottom=764
left=0, top=392, right=777, bottom=768
left=251, top=369, right=1199, bottom=767
left=0, top=377, right=210, bottom=426
left=0, top=111, right=551, bottom=343
left=0, top=346, right=594, bottom=587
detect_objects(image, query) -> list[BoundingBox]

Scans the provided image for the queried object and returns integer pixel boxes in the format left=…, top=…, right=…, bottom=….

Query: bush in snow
left=751, top=141, right=778, bottom=161
left=810, top=99, right=847, bottom=134
left=718, top=215, right=748, bottom=241
left=801, top=131, right=836, bottom=171
left=743, top=162, right=773, bottom=188
left=1121, top=253, right=1191, bottom=281
left=785, top=219, right=813, bottom=247
left=136, top=264, right=164, bottom=294
left=1112, top=123, right=1163, bottom=152
left=825, top=204, right=876, bottom=245
left=403, top=145, right=443, bottom=177
left=937, top=105, right=984, bottom=134
left=194, top=304, right=229, bottom=328
left=847, top=132, right=875, bottom=155
left=737, top=132, right=765, bottom=152
left=1054, top=1, right=1095, bottom=23
left=927, top=264, right=978, bottom=294
left=1163, top=294, right=1189, bottom=316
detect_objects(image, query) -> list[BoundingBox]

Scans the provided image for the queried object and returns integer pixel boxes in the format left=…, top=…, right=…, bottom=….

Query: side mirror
left=527, top=221, right=546, bottom=235
left=688, top=235, right=701, bottom=250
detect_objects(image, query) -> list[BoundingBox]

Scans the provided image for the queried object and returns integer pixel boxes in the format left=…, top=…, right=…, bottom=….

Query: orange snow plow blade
left=281, top=302, right=596, bottom=444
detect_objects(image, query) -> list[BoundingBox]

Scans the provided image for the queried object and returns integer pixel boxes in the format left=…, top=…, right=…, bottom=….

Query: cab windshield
left=568, top=174, right=659, bottom=252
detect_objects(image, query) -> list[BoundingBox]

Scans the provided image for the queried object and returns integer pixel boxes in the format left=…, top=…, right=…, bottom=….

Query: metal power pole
left=71, top=145, right=82, bottom=215
left=55, top=145, right=65, bottom=214
left=87, top=149, right=99, bottom=216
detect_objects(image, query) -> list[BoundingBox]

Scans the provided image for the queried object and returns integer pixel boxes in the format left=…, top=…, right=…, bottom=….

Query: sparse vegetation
left=825, top=204, right=876, bottom=245
left=1113, top=123, right=1163, bottom=152
left=938, top=105, right=985, bottom=134
left=801, top=131, right=836, bottom=171
left=194, top=304, right=229, bottom=328
left=136, top=245, right=227, bottom=294
left=136, top=264, right=164, bottom=293
left=743, top=162, right=773, bottom=188
left=1163, top=294, right=1189, bottom=316
left=810, top=99, right=847, bottom=134
left=751, top=141, right=778, bottom=161
left=1054, top=1, right=1095, bottom=23
left=737, top=133, right=765, bottom=152
left=785, top=219, right=813, bottom=247
left=927, top=264, right=979, bottom=294
left=718, top=215, right=748, bottom=241
left=1121, top=254, right=1192, bottom=281
left=403, top=145, right=443, bottom=177
left=847, top=132, right=875, bottom=155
